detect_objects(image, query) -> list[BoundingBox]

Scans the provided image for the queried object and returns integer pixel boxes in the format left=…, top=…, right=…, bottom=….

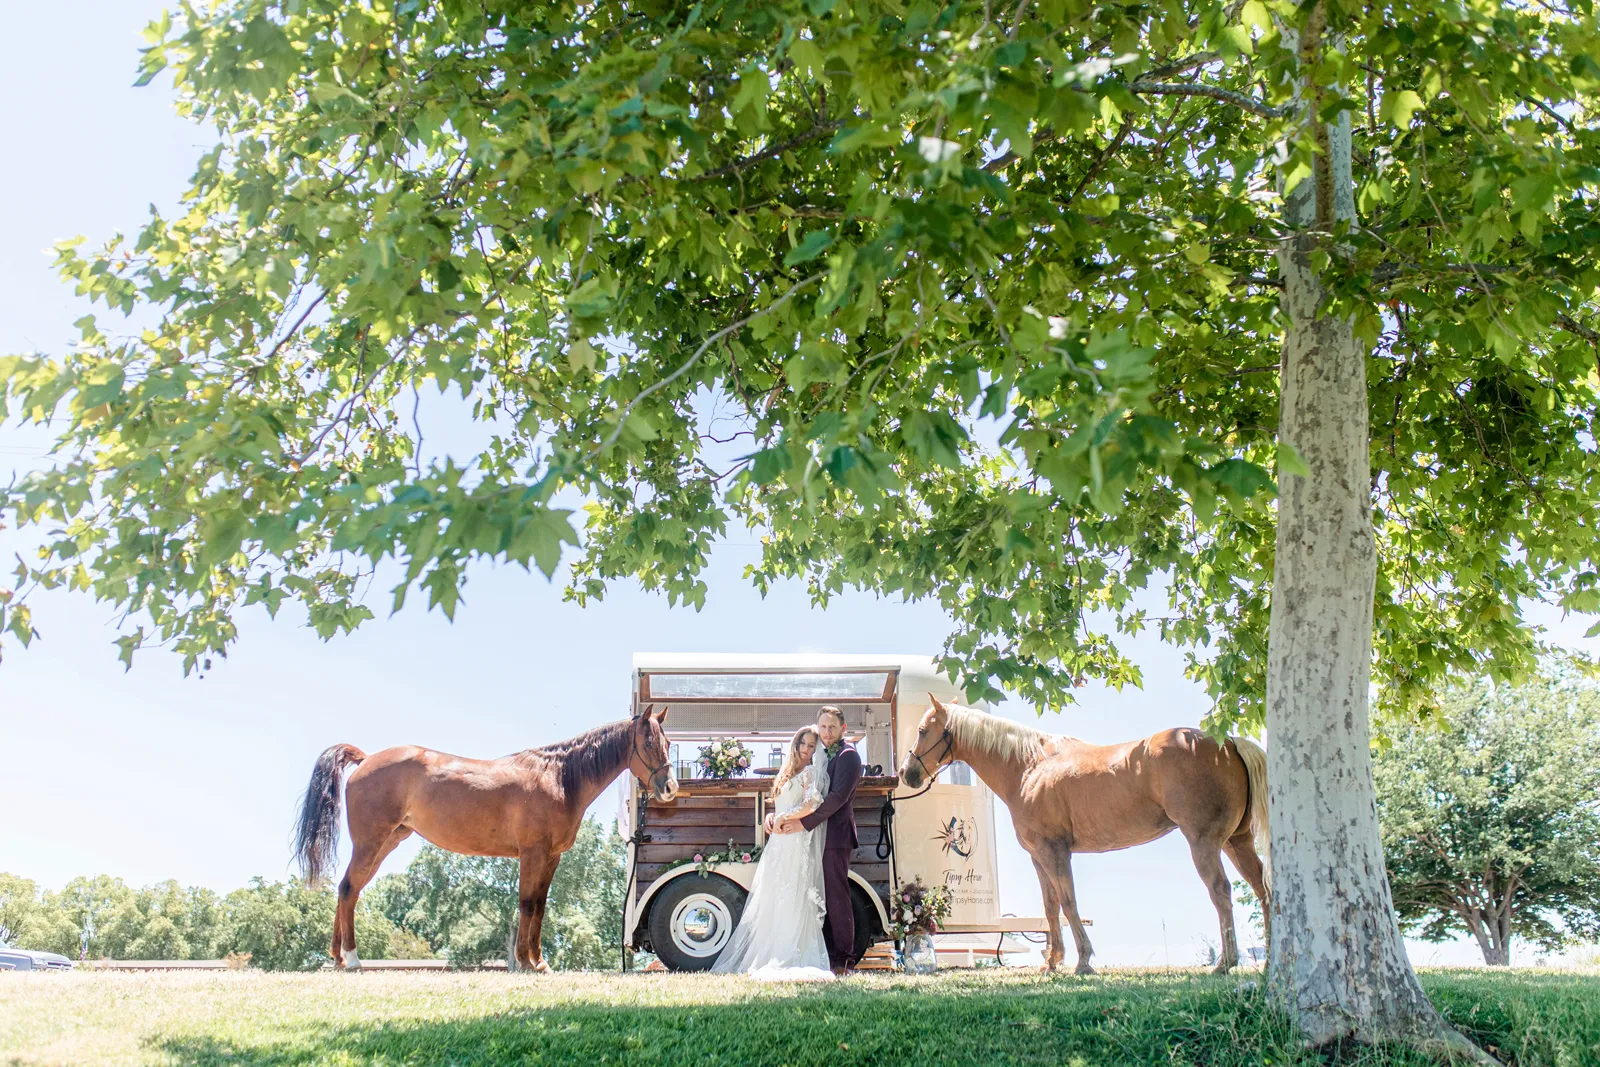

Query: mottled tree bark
left=1266, top=9, right=1492, bottom=1061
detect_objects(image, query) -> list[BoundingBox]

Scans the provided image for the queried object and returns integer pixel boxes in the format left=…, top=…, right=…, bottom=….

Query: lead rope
left=875, top=778, right=936, bottom=862
left=877, top=778, right=937, bottom=968
left=620, top=791, right=652, bottom=973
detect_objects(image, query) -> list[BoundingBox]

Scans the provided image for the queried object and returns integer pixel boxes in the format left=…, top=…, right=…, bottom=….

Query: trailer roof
left=631, top=653, right=985, bottom=707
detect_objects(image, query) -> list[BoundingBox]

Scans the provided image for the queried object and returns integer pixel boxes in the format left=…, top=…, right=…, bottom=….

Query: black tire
left=646, top=875, right=748, bottom=972
left=849, top=884, right=879, bottom=963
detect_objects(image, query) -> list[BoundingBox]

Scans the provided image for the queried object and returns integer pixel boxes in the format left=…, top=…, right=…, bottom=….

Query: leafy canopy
left=2, top=0, right=1597, bottom=726
left=1374, top=666, right=1600, bottom=962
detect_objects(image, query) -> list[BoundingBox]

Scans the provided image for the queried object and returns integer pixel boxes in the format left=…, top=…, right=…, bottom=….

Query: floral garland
left=695, top=736, right=753, bottom=779
left=886, top=877, right=952, bottom=940
left=664, top=839, right=762, bottom=878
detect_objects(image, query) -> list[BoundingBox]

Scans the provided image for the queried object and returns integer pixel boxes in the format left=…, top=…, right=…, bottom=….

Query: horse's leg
left=1038, top=843, right=1095, bottom=975
left=1187, top=838, right=1238, bottom=974
left=516, top=848, right=561, bottom=974
left=1225, top=832, right=1271, bottom=955
left=1056, top=854, right=1096, bottom=975
left=333, top=825, right=411, bottom=970
left=1030, top=855, right=1066, bottom=973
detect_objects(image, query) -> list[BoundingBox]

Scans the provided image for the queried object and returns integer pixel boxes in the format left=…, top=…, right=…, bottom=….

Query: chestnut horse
left=901, top=695, right=1270, bottom=974
left=293, top=705, right=676, bottom=971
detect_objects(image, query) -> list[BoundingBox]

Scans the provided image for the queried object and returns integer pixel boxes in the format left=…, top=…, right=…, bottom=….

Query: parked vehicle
left=0, top=947, right=74, bottom=971
left=622, top=653, right=1046, bottom=970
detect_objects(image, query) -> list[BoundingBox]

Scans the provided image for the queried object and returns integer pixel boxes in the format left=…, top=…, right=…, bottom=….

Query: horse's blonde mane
left=945, top=704, right=1049, bottom=764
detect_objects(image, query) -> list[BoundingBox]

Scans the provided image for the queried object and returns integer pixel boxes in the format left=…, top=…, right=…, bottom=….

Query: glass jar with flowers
left=887, top=878, right=952, bottom=974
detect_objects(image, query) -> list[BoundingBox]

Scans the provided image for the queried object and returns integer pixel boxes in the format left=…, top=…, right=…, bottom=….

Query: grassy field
left=2, top=968, right=1597, bottom=1067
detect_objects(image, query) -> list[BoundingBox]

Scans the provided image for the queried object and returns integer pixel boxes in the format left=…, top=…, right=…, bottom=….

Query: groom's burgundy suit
left=799, top=743, right=863, bottom=969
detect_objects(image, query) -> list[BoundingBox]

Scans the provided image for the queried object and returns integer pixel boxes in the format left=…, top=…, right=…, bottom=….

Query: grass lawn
left=2, top=967, right=1596, bottom=1067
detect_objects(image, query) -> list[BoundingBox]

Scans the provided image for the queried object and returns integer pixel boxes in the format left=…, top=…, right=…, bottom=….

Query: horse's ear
left=653, top=704, right=669, bottom=723
left=637, top=703, right=653, bottom=720
left=929, top=692, right=947, bottom=713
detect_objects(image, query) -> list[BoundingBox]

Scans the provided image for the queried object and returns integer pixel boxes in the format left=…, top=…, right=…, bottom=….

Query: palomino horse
left=293, top=705, right=676, bottom=971
left=900, top=695, right=1269, bottom=974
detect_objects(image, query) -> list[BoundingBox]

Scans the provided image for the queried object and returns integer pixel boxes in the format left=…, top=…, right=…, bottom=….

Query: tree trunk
left=1464, top=909, right=1497, bottom=965
left=1490, top=909, right=1512, bottom=967
left=1266, top=9, right=1490, bottom=1061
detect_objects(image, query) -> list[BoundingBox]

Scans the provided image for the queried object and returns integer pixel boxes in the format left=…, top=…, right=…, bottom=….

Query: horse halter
left=909, top=726, right=955, bottom=781
left=631, top=724, right=671, bottom=785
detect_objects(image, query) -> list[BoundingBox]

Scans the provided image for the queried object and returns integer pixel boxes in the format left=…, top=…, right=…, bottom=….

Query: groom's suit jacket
left=800, top=745, right=863, bottom=850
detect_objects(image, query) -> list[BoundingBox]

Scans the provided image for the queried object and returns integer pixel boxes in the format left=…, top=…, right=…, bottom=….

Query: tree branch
left=983, top=129, right=1061, bottom=173
left=593, top=271, right=827, bottom=455
left=1129, top=82, right=1287, bottom=118
left=1067, top=116, right=1135, bottom=202
left=692, top=121, right=847, bottom=183
left=1556, top=311, right=1599, bottom=345
left=1141, top=51, right=1220, bottom=82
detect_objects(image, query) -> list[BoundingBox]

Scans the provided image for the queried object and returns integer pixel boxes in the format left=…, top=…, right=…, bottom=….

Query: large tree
left=3, top=0, right=1597, bottom=1053
left=1375, top=667, right=1600, bottom=966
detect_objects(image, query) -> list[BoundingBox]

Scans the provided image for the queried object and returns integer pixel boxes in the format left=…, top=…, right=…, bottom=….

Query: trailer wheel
left=849, top=884, right=878, bottom=963
left=646, top=875, right=747, bottom=971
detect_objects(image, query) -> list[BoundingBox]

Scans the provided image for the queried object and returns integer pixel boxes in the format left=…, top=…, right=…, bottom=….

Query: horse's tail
left=1231, top=736, right=1271, bottom=895
left=293, top=743, right=366, bottom=889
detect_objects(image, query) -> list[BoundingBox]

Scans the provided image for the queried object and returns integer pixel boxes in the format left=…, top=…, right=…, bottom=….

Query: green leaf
left=783, top=229, right=834, bottom=266
left=1382, top=90, right=1425, bottom=129
left=1277, top=443, right=1310, bottom=478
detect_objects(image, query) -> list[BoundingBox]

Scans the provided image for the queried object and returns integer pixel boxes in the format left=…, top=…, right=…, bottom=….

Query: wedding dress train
left=711, top=751, right=833, bottom=980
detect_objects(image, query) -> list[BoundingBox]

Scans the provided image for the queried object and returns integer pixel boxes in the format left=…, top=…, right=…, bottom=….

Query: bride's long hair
left=771, top=725, right=820, bottom=800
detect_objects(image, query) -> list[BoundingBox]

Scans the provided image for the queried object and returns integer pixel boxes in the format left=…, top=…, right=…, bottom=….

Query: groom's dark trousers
left=801, top=745, right=864, bottom=969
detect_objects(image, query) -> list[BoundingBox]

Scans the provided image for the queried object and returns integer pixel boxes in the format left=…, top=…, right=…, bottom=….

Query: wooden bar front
left=635, top=776, right=899, bottom=914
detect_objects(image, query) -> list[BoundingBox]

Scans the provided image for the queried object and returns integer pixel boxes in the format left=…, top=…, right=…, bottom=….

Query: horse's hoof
left=1212, top=962, right=1236, bottom=976
left=1074, top=962, right=1096, bottom=976
left=531, top=960, right=551, bottom=974
left=1038, top=963, right=1057, bottom=975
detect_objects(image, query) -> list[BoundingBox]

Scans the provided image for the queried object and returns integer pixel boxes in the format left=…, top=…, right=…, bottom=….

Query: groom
left=777, top=704, right=862, bottom=974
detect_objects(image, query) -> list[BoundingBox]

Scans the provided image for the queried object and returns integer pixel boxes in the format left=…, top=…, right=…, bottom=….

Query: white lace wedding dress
left=711, top=751, right=833, bottom=980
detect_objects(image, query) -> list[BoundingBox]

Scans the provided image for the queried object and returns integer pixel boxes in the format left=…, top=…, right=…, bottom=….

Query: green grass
left=2, top=968, right=1597, bottom=1067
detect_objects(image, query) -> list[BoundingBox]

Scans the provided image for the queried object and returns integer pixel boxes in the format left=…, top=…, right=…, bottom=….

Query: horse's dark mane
left=518, top=718, right=635, bottom=796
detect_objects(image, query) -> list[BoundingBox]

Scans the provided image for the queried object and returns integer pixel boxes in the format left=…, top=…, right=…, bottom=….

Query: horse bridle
left=631, top=725, right=671, bottom=786
left=908, top=726, right=955, bottom=782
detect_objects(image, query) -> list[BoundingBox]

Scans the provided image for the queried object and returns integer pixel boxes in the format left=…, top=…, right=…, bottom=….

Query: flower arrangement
left=665, top=839, right=763, bottom=878
left=886, top=878, right=952, bottom=940
left=695, top=737, right=754, bottom=779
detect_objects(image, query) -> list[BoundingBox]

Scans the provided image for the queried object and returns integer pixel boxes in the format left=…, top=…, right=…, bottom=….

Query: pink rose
left=741, top=853, right=751, bottom=862
left=693, top=853, right=703, bottom=862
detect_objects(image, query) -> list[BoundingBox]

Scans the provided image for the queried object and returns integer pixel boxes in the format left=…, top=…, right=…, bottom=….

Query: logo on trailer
left=933, top=816, right=973, bottom=858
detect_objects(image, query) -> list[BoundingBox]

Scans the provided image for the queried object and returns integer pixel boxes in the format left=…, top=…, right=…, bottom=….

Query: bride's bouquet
left=695, top=737, right=753, bottom=779
left=886, top=878, right=952, bottom=940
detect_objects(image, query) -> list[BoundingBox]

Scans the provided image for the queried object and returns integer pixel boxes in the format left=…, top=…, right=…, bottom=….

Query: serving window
left=634, top=663, right=900, bottom=776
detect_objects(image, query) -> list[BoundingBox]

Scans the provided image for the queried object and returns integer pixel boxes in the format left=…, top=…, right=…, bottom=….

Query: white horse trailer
left=621, top=653, right=1046, bottom=970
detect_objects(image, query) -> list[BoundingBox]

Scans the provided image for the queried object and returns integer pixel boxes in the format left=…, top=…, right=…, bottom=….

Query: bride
left=711, top=724, right=833, bottom=980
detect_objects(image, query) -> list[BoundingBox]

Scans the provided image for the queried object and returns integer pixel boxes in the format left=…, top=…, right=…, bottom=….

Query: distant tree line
left=0, top=817, right=626, bottom=971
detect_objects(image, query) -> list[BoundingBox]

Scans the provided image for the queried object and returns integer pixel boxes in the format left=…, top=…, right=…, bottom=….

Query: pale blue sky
left=3, top=1, right=1593, bottom=969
